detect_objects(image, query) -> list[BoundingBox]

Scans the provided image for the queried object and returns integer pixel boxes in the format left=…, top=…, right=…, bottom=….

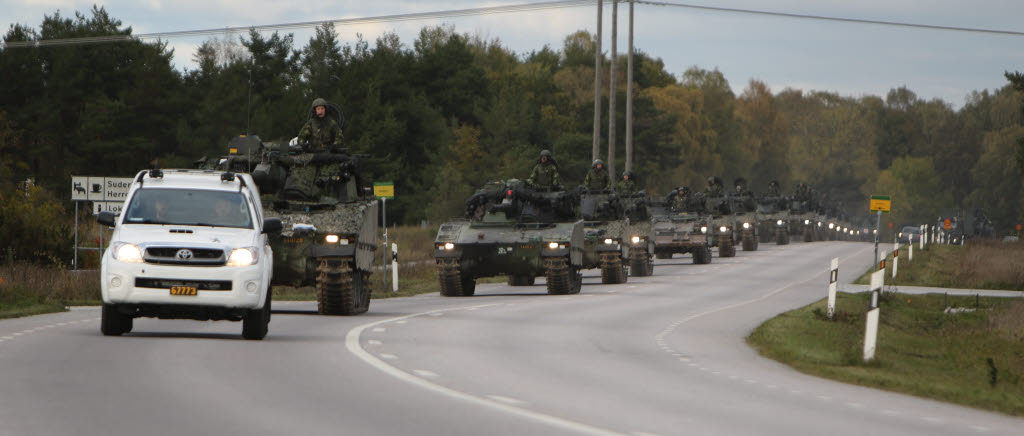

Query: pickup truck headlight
left=112, top=242, right=143, bottom=263
left=227, top=247, right=259, bottom=267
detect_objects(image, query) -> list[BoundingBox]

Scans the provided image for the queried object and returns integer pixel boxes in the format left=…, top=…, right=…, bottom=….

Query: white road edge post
left=827, top=257, right=839, bottom=320
left=391, top=243, right=399, bottom=292
left=892, top=241, right=899, bottom=279
left=920, top=225, right=925, bottom=250
left=864, top=270, right=884, bottom=362
left=909, top=235, right=914, bottom=261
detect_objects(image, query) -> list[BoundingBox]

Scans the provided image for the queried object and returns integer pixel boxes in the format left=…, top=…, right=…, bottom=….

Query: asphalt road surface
left=2, top=241, right=1021, bottom=436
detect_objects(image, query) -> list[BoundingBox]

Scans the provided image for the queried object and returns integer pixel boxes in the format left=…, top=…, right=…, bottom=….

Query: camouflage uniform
left=297, top=98, right=343, bottom=153
left=616, top=171, right=638, bottom=196
left=527, top=150, right=560, bottom=190
left=705, top=177, right=724, bottom=197
left=766, top=180, right=780, bottom=197
left=583, top=160, right=611, bottom=192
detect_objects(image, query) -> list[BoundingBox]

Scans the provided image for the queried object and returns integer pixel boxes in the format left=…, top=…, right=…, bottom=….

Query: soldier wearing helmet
left=766, top=180, right=780, bottom=197
left=583, top=159, right=611, bottom=192
left=705, top=176, right=724, bottom=196
left=297, top=98, right=343, bottom=153
left=527, top=150, right=560, bottom=191
left=616, top=170, right=639, bottom=196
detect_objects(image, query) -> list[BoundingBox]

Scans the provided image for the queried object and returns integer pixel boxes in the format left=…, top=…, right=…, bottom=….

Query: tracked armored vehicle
left=650, top=190, right=713, bottom=263
left=622, top=193, right=655, bottom=276
left=434, top=181, right=584, bottom=296
left=579, top=191, right=629, bottom=284
left=706, top=194, right=738, bottom=258
left=757, top=196, right=790, bottom=245
left=217, top=135, right=379, bottom=315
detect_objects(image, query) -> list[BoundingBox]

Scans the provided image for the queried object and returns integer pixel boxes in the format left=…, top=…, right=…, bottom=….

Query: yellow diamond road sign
left=374, top=182, right=394, bottom=199
left=870, top=195, right=891, bottom=212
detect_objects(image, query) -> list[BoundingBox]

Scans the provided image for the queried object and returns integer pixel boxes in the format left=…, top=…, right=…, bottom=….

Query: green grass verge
left=747, top=291, right=1024, bottom=416
left=0, top=289, right=69, bottom=319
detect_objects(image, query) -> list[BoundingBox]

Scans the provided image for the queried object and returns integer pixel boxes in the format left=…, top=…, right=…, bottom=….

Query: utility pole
left=592, top=0, right=603, bottom=162
left=625, top=0, right=634, bottom=172
left=607, top=0, right=618, bottom=178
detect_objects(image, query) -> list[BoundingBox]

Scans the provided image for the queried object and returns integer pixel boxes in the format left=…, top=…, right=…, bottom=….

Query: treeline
left=1, top=7, right=1023, bottom=258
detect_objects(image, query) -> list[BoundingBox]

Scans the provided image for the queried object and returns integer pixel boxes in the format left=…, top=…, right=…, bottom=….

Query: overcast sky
left=6, top=0, right=1024, bottom=108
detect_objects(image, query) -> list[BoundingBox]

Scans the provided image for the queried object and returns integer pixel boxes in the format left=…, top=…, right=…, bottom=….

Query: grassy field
left=855, top=239, right=1024, bottom=291
left=748, top=291, right=1024, bottom=416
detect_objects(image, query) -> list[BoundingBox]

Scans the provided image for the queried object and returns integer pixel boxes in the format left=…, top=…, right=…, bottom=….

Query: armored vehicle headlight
left=112, top=242, right=143, bottom=263
left=604, top=238, right=614, bottom=245
left=227, top=247, right=258, bottom=267
left=873, top=230, right=877, bottom=235
left=548, top=242, right=559, bottom=250
left=631, top=236, right=641, bottom=244
left=828, top=223, right=835, bottom=229
left=777, top=220, right=784, bottom=226
left=700, top=226, right=708, bottom=234
left=817, top=222, right=822, bottom=227
left=742, top=222, right=750, bottom=229
left=444, top=242, right=455, bottom=250
left=804, top=219, right=810, bottom=225
left=719, top=226, right=728, bottom=233
left=325, top=234, right=340, bottom=244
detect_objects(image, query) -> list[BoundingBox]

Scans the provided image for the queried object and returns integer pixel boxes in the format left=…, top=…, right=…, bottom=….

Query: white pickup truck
left=97, top=168, right=281, bottom=339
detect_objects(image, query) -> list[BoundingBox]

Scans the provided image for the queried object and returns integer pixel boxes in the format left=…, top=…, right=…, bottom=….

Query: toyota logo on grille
left=175, top=249, right=194, bottom=260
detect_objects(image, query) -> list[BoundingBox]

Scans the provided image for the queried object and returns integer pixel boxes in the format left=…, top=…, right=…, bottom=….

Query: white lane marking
left=379, top=354, right=397, bottom=360
left=789, top=390, right=802, bottom=395
left=413, top=370, right=439, bottom=378
left=744, top=379, right=757, bottom=384
left=764, top=384, right=776, bottom=389
left=632, top=432, right=662, bottom=436
left=487, top=395, right=528, bottom=406
left=728, top=376, right=738, bottom=380
left=57, top=323, right=67, bottom=326
left=429, top=312, right=444, bottom=317
left=372, top=327, right=387, bottom=333
left=345, top=303, right=628, bottom=436
left=921, top=417, right=943, bottom=424
left=367, top=340, right=382, bottom=345
left=881, top=410, right=902, bottom=416
left=847, top=402, right=864, bottom=409
left=396, top=320, right=408, bottom=324
left=971, top=425, right=990, bottom=432
left=2, top=336, right=13, bottom=340
left=12, top=332, right=23, bottom=336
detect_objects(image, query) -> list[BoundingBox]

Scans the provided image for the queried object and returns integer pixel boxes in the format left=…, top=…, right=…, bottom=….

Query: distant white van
left=97, top=168, right=282, bottom=339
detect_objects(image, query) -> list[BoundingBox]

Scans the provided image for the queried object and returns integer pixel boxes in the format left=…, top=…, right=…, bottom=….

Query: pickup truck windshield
left=123, top=189, right=253, bottom=229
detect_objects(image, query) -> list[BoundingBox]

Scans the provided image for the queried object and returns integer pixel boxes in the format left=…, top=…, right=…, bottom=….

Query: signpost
left=374, top=182, right=395, bottom=288
left=70, top=176, right=133, bottom=269
left=869, top=195, right=891, bottom=272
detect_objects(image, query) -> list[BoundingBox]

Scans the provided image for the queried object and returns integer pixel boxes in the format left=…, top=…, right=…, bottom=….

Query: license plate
left=170, top=286, right=197, bottom=296
left=519, top=245, right=534, bottom=249
left=284, top=237, right=303, bottom=244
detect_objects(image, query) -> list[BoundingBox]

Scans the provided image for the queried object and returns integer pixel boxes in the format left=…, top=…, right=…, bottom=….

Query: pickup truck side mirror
left=97, top=211, right=117, bottom=227
left=262, top=218, right=283, bottom=234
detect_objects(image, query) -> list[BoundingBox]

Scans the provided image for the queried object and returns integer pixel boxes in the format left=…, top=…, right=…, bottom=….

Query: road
left=1, top=241, right=1021, bottom=436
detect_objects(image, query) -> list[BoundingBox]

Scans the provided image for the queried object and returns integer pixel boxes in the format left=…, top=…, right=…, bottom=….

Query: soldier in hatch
left=583, top=159, right=611, bottom=192
left=705, top=176, right=724, bottom=196
left=527, top=150, right=560, bottom=191
left=616, top=170, right=639, bottom=196
left=297, top=98, right=343, bottom=153
left=766, top=180, right=780, bottom=197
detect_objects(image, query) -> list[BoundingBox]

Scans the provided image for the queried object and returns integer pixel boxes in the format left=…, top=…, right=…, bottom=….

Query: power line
left=1, top=0, right=596, bottom=48
left=4, top=0, right=1022, bottom=49
left=637, top=1, right=1024, bottom=37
